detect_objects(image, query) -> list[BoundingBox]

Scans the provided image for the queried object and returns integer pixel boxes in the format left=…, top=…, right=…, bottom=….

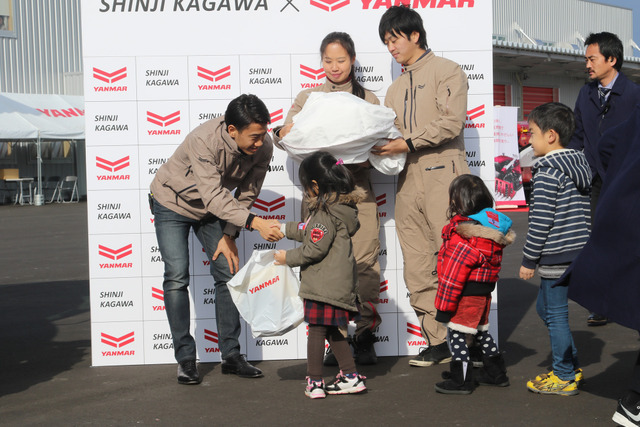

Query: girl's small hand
left=274, top=250, right=286, bottom=265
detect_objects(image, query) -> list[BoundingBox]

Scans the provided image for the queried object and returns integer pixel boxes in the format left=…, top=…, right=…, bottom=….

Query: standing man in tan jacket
left=150, top=94, right=283, bottom=384
left=374, top=6, right=469, bottom=367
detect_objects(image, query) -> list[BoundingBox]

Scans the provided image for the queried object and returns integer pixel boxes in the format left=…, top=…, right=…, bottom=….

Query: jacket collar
left=403, top=49, right=433, bottom=73
left=324, top=79, right=354, bottom=93
left=218, top=117, right=242, bottom=158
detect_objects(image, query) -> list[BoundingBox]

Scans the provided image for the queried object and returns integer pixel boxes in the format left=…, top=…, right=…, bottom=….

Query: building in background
left=493, top=0, right=640, bottom=119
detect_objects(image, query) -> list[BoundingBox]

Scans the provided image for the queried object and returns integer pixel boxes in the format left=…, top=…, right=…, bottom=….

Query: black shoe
left=588, top=313, right=608, bottom=326
left=177, top=359, right=201, bottom=385
left=409, top=342, right=452, bottom=367
left=612, top=395, right=640, bottom=426
left=469, top=345, right=484, bottom=368
left=475, top=353, right=510, bottom=387
left=323, top=346, right=338, bottom=366
left=354, top=329, right=378, bottom=365
left=221, top=354, right=263, bottom=378
left=435, top=361, right=475, bottom=395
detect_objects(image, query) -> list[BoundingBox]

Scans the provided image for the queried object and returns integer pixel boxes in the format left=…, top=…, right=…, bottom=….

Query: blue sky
left=589, top=0, right=640, bottom=56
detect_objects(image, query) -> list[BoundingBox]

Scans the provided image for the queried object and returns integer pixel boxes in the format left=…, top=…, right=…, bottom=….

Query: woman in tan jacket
left=274, top=32, right=382, bottom=365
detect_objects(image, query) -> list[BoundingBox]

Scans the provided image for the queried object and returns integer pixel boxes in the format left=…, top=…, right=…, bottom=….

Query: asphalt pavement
left=0, top=202, right=637, bottom=426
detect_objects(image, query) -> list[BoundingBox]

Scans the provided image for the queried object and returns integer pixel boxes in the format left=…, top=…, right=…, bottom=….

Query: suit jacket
left=568, top=72, right=640, bottom=179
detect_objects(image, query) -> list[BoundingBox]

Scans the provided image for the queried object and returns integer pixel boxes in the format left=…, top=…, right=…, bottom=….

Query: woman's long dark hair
left=299, top=151, right=355, bottom=212
left=447, top=174, right=494, bottom=219
left=320, top=32, right=365, bottom=100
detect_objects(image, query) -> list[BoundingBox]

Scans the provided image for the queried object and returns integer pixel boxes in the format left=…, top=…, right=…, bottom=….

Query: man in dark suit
left=568, top=31, right=640, bottom=326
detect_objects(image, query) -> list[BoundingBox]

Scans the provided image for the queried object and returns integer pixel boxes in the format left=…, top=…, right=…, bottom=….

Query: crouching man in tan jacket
left=374, top=6, right=470, bottom=367
left=150, top=94, right=284, bottom=384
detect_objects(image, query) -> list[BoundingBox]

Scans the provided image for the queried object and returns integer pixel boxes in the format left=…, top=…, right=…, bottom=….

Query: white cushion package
left=280, top=92, right=406, bottom=175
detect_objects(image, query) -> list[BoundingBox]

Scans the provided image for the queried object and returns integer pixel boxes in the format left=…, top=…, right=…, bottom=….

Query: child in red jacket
left=434, top=174, right=516, bottom=394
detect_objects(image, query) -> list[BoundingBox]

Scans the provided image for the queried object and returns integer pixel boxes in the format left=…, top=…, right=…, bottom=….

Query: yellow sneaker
left=527, top=372, right=578, bottom=396
left=532, top=369, right=584, bottom=388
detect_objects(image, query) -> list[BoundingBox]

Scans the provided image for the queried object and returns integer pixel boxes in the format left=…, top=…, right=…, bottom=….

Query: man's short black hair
left=528, top=102, right=575, bottom=147
left=225, top=94, right=270, bottom=132
left=585, top=31, right=624, bottom=71
left=378, top=5, right=428, bottom=50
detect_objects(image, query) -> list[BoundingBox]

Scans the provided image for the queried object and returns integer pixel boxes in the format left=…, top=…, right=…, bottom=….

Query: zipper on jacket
left=403, top=90, right=408, bottom=130
left=409, top=71, right=414, bottom=133
left=452, top=160, right=456, bottom=174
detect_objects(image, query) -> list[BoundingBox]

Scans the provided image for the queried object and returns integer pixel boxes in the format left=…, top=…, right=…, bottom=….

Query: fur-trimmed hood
left=445, top=209, right=516, bottom=248
left=305, top=188, right=365, bottom=238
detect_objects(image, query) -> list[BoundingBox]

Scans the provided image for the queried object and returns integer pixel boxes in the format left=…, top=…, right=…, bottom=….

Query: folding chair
left=44, top=176, right=61, bottom=203
left=56, top=176, right=79, bottom=203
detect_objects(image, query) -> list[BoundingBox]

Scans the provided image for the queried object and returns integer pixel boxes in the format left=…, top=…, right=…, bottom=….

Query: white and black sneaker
left=305, top=377, right=326, bottom=399
left=613, top=397, right=640, bottom=427
left=325, top=371, right=367, bottom=395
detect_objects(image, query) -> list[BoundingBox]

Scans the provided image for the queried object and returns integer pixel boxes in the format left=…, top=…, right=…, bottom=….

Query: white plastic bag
left=227, top=249, right=304, bottom=338
left=280, top=92, right=406, bottom=175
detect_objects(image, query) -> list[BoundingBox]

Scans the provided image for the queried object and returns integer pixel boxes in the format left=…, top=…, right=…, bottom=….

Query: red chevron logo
left=254, top=196, right=285, bottom=212
left=380, top=280, right=388, bottom=293
left=300, top=65, right=325, bottom=80
left=376, top=193, right=387, bottom=207
left=152, top=287, right=164, bottom=302
left=101, top=331, right=135, bottom=348
left=270, top=109, right=283, bottom=123
left=197, top=65, right=231, bottom=82
left=310, top=0, right=349, bottom=11
left=147, top=111, right=181, bottom=127
left=407, top=322, right=422, bottom=338
left=93, top=67, right=127, bottom=84
left=466, top=104, right=485, bottom=121
left=96, top=156, right=130, bottom=172
left=98, top=244, right=133, bottom=260
left=204, top=329, right=219, bottom=344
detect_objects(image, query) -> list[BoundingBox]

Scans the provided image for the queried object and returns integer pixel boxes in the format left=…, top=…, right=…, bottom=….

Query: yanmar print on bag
left=227, top=250, right=304, bottom=338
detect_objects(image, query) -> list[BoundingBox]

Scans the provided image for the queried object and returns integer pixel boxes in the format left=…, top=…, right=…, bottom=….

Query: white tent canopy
left=0, top=93, right=85, bottom=204
left=0, top=93, right=84, bottom=140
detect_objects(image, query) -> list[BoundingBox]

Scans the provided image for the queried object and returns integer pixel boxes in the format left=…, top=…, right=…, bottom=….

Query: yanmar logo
left=361, top=0, right=475, bottom=10
left=152, top=287, right=165, bottom=312
left=197, top=65, right=231, bottom=90
left=466, top=104, right=486, bottom=128
left=379, top=280, right=389, bottom=304
left=269, top=109, right=283, bottom=132
left=254, top=196, right=285, bottom=220
left=377, top=193, right=388, bottom=218
left=96, top=156, right=131, bottom=181
left=98, top=244, right=133, bottom=269
left=407, top=322, right=427, bottom=346
left=101, top=332, right=135, bottom=356
left=311, top=0, right=349, bottom=11
left=204, top=329, right=220, bottom=353
left=147, top=111, right=181, bottom=136
left=93, top=67, right=128, bottom=93
left=249, top=275, right=280, bottom=294
left=300, top=65, right=325, bottom=89
left=96, top=156, right=130, bottom=172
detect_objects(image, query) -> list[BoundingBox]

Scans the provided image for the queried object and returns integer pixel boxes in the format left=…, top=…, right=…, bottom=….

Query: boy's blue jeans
left=536, top=277, right=579, bottom=381
left=153, top=200, right=241, bottom=362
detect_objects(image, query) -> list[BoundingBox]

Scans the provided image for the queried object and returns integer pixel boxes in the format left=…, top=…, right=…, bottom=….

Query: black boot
left=354, top=329, right=378, bottom=365
left=475, top=353, right=509, bottom=387
left=323, top=346, right=338, bottom=366
left=435, top=361, right=475, bottom=395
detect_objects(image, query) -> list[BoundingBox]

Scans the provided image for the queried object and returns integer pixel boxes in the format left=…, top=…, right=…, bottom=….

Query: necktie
left=598, top=87, right=611, bottom=107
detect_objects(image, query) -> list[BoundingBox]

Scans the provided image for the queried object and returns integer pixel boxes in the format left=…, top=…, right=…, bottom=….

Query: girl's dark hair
left=320, top=32, right=365, bottom=100
left=225, top=94, right=270, bottom=132
left=299, top=151, right=355, bottom=212
left=447, top=174, right=493, bottom=219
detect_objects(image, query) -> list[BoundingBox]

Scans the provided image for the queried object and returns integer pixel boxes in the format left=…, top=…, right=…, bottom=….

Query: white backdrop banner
left=82, top=0, right=494, bottom=366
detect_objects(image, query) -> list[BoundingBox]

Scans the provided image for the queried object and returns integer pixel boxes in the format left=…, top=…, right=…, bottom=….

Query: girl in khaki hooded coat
left=274, top=151, right=367, bottom=399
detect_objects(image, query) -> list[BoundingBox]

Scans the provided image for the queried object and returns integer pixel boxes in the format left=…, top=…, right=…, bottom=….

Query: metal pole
left=34, top=134, right=44, bottom=206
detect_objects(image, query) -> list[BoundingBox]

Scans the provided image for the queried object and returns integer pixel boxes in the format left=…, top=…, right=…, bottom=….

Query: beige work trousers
left=395, top=154, right=469, bottom=346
